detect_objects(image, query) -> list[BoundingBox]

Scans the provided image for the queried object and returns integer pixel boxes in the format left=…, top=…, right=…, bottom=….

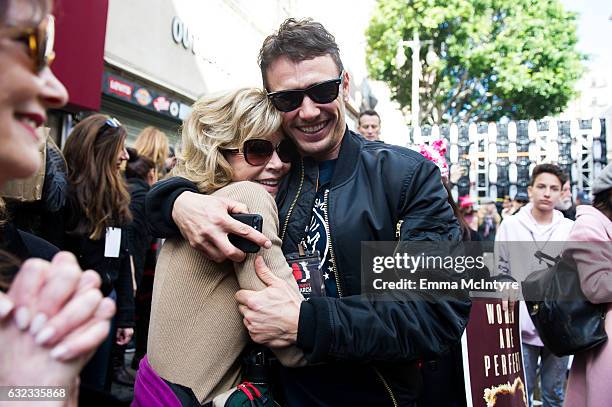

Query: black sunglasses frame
left=267, top=72, right=344, bottom=112
left=224, top=139, right=297, bottom=166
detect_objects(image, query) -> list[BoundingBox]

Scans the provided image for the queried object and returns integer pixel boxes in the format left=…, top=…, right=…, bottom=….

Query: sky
left=560, top=0, right=612, bottom=68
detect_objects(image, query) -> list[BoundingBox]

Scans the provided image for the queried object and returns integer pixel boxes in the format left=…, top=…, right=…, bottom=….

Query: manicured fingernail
left=35, top=326, right=56, bottom=345
left=29, top=313, right=48, bottom=335
left=264, top=240, right=272, bottom=249
left=14, top=307, right=30, bottom=330
left=0, top=297, right=14, bottom=318
left=50, top=344, right=69, bottom=361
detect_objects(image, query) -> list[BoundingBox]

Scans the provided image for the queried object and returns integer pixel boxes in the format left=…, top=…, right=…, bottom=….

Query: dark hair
left=529, top=164, right=567, bottom=187
left=443, top=183, right=471, bottom=241
left=593, top=188, right=612, bottom=214
left=125, top=147, right=155, bottom=180
left=358, top=110, right=380, bottom=124
left=258, top=18, right=344, bottom=89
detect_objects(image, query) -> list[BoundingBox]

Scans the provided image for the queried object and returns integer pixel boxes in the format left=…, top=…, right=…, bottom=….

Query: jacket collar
left=328, top=126, right=362, bottom=188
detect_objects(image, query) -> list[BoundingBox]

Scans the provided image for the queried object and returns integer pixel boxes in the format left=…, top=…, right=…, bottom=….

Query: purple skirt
left=132, top=355, right=181, bottom=407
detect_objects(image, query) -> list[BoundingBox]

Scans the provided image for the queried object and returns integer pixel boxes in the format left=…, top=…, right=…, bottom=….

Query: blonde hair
left=172, top=88, right=282, bottom=193
left=134, top=127, right=169, bottom=176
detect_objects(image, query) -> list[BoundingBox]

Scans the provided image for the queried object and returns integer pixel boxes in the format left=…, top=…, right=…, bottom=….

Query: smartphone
left=229, top=214, right=264, bottom=253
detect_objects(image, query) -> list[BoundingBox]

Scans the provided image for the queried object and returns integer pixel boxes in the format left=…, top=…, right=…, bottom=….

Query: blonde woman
left=134, top=126, right=170, bottom=178
left=138, top=88, right=303, bottom=406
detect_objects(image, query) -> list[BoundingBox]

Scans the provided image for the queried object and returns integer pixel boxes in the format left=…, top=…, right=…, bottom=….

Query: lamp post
left=396, top=29, right=437, bottom=127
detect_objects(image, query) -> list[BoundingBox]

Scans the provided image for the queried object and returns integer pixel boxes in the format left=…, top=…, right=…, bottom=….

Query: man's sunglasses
left=267, top=72, right=344, bottom=112
left=225, top=139, right=298, bottom=166
left=3, top=15, right=56, bottom=73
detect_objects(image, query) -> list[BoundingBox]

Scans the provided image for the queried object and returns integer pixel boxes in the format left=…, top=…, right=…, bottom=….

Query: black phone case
left=229, top=214, right=263, bottom=253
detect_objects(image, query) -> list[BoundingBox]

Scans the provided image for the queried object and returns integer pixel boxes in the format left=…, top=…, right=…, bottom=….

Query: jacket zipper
left=395, top=220, right=404, bottom=240
left=322, top=189, right=343, bottom=297
left=374, top=367, right=398, bottom=407
left=280, top=160, right=304, bottom=242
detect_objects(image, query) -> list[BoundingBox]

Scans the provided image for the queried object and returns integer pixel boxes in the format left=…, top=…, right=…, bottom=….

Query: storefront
left=100, top=70, right=192, bottom=145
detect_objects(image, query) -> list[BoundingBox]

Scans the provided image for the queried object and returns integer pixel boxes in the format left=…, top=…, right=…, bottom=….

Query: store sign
left=153, top=96, right=170, bottom=112
left=134, top=88, right=153, bottom=106
left=108, top=78, right=133, bottom=98
left=103, top=72, right=189, bottom=120
left=170, top=16, right=231, bottom=79
left=172, top=16, right=203, bottom=56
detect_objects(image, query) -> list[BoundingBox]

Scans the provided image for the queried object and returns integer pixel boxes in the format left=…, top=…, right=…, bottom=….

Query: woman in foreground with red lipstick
left=0, top=0, right=116, bottom=404
left=137, top=88, right=305, bottom=407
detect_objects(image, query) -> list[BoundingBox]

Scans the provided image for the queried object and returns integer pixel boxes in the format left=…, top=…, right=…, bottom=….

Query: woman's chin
left=1, top=158, right=40, bottom=183
left=261, top=184, right=278, bottom=196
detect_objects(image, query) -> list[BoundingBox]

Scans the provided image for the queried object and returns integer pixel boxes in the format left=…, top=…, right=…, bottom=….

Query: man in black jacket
left=146, top=18, right=470, bottom=406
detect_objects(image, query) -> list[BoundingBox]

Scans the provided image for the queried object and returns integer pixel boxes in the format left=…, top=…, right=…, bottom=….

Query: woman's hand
left=0, top=252, right=115, bottom=392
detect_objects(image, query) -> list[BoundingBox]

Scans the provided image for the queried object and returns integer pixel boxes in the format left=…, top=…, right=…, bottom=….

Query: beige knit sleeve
left=212, top=181, right=307, bottom=367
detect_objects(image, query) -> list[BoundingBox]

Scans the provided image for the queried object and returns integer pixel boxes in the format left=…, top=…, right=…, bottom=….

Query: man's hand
left=236, top=257, right=302, bottom=348
left=116, top=327, right=134, bottom=345
left=172, top=191, right=271, bottom=263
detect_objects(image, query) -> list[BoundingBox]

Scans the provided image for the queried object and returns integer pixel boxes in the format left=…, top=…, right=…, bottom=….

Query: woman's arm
left=213, top=182, right=306, bottom=367
left=568, top=220, right=612, bottom=304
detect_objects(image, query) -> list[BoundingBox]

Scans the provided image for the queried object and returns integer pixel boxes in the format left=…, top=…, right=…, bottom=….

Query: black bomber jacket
left=145, top=128, right=471, bottom=406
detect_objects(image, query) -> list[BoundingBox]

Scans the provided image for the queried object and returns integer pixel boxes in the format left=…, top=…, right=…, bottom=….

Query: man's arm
left=238, top=160, right=471, bottom=363
left=145, top=176, right=199, bottom=238
left=145, top=176, right=272, bottom=262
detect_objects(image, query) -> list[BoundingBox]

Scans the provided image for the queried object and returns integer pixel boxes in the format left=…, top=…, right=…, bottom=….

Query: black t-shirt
left=302, top=159, right=338, bottom=297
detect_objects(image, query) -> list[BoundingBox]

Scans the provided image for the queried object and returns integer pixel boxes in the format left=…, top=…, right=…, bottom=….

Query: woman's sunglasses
left=2, top=15, right=56, bottom=73
left=97, top=117, right=122, bottom=136
left=267, top=72, right=344, bottom=112
left=225, top=139, right=298, bottom=166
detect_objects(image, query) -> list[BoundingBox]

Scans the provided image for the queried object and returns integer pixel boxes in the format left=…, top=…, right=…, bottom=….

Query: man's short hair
left=358, top=110, right=380, bottom=125
left=258, top=18, right=344, bottom=89
left=529, top=164, right=567, bottom=186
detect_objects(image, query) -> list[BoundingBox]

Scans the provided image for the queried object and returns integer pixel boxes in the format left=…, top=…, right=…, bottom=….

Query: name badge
left=104, top=227, right=122, bottom=258
left=285, top=250, right=325, bottom=300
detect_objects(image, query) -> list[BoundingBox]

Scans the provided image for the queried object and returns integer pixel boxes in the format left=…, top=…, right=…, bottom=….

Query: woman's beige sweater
left=147, top=181, right=304, bottom=404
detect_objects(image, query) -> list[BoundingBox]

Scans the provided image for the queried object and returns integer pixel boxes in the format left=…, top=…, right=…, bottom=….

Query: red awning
left=52, top=0, right=108, bottom=112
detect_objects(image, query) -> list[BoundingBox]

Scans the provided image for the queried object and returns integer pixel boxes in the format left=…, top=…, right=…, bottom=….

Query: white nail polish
left=0, top=298, right=13, bottom=318
left=29, top=313, right=48, bottom=335
left=50, top=344, right=69, bottom=360
left=14, top=307, right=30, bottom=330
left=35, top=326, right=56, bottom=345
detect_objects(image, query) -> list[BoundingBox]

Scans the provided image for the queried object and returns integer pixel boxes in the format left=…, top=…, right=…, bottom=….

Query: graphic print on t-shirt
left=303, top=188, right=338, bottom=297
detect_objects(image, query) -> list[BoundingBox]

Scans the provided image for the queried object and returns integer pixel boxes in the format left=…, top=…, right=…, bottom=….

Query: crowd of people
left=1, top=1, right=611, bottom=407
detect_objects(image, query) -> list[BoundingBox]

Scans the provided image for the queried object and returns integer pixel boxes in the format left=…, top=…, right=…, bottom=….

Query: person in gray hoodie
left=495, top=164, right=574, bottom=407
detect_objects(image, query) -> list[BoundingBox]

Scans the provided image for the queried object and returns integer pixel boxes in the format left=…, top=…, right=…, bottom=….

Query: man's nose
left=298, top=96, right=321, bottom=120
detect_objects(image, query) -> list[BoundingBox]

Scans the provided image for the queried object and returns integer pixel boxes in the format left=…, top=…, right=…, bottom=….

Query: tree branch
left=445, top=70, right=470, bottom=108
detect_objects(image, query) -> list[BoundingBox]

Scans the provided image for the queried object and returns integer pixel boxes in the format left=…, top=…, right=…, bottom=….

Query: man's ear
left=342, top=70, right=350, bottom=103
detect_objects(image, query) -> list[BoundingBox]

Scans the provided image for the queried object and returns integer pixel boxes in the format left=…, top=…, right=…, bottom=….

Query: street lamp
left=396, top=29, right=437, bottom=127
